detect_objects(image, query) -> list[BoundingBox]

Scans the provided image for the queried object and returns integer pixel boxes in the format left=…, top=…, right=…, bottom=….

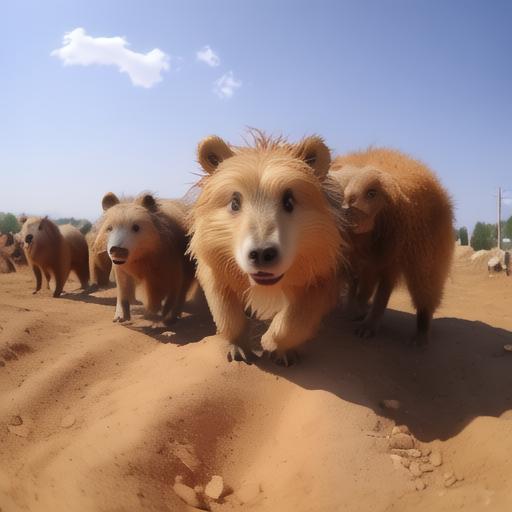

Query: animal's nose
left=109, top=246, right=129, bottom=259
left=25, top=234, right=33, bottom=244
left=248, top=245, right=280, bottom=267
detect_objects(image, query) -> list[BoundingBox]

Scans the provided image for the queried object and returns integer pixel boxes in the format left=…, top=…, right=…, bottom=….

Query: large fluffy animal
left=189, top=132, right=346, bottom=365
left=97, top=192, right=195, bottom=325
left=20, top=216, right=90, bottom=297
left=330, top=148, right=454, bottom=343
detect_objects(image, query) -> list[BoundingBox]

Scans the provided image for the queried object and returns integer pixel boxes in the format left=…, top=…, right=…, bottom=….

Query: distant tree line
left=0, top=213, right=92, bottom=236
left=457, top=215, right=512, bottom=251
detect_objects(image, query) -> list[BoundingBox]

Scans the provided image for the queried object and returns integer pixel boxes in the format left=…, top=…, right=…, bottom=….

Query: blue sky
left=1, top=0, right=511, bottom=229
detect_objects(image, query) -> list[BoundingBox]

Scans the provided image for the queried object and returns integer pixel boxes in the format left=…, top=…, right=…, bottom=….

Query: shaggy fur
left=189, top=131, right=346, bottom=365
left=97, top=193, right=195, bottom=325
left=330, top=147, right=454, bottom=342
left=20, top=217, right=90, bottom=297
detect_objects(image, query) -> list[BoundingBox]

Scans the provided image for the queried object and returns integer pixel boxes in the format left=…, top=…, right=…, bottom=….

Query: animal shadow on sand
left=256, top=308, right=512, bottom=442
left=121, top=294, right=215, bottom=346
left=62, top=289, right=117, bottom=307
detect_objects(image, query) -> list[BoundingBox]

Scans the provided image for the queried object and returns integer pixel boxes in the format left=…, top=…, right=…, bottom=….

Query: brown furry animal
left=189, top=132, right=346, bottom=365
left=330, top=148, right=454, bottom=343
left=97, top=192, right=195, bottom=325
left=20, top=217, right=90, bottom=297
left=87, top=223, right=113, bottom=288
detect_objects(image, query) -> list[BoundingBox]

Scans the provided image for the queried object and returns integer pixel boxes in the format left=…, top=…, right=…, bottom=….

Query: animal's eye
left=230, top=192, right=241, bottom=212
left=132, top=224, right=140, bottom=232
left=282, top=189, right=294, bottom=213
left=107, top=225, right=113, bottom=232
left=366, top=189, right=377, bottom=199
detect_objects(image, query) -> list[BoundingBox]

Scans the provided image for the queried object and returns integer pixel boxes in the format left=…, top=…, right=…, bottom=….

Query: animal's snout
left=109, top=246, right=129, bottom=264
left=248, top=245, right=280, bottom=268
left=25, top=234, right=33, bottom=244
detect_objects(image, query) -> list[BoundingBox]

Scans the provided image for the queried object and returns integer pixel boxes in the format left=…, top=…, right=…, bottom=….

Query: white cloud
left=196, top=45, right=220, bottom=67
left=51, top=28, right=170, bottom=88
left=213, top=71, right=242, bottom=99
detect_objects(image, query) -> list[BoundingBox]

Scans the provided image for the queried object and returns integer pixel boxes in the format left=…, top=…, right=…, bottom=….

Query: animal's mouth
left=112, top=259, right=127, bottom=266
left=250, top=271, right=284, bottom=286
left=343, top=207, right=372, bottom=233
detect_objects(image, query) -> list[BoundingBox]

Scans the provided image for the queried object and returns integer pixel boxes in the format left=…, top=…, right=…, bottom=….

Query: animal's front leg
left=32, top=266, right=42, bottom=294
left=198, top=265, right=249, bottom=362
left=261, top=285, right=334, bottom=366
left=113, top=268, right=135, bottom=323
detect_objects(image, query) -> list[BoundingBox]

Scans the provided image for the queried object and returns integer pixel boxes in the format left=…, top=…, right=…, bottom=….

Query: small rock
left=60, top=414, right=76, bottom=428
left=381, top=399, right=401, bottom=410
left=409, top=461, right=422, bottom=477
left=401, top=458, right=411, bottom=468
left=414, top=479, right=426, bottom=491
left=235, top=480, right=261, bottom=505
left=407, top=449, right=421, bottom=458
left=391, top=425, right=410, bottom=435
left=9, top=415, right=23, bottom=426
left=173, top=478, right=207, bottom=510
left=390, top=454, right=403, bottom=469
left=162, top=331, right=175, bottom=337
left=389, top=433, right=414, bottom=450
left=421, top=447, right=432, bottom=457
left=444, top=476, right=457, bottom=487
left=420, top=463, right=434, bottom=473
left=7, top=424, right=29, bottom=438
left=430, top=450, right=443, bottom=467
left=205, top=475, right=224, bottom=500
left=504, top=344, right=512, bottom=353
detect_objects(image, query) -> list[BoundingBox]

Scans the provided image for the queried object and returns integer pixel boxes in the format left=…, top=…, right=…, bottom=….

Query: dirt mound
left=0, top=257, right=511, bottom=511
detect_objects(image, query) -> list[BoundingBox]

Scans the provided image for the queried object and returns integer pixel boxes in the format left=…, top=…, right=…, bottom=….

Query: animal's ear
left=18, top=215, right=27, bottom=225
left=102, top=192, right=120, bottom=211
left=197, top=136, right=234, bottom=174
left=139, top=194, right=158, bottom=212
left=293, top=136, right=331, bottom=180
left=378, top=171, right=406, bottom=204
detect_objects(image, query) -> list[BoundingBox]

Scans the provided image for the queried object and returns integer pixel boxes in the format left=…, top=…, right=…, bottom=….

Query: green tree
left=458, top=226, right=469, bottom=246
left=504, top=215, right=512, bottom=239
left=470, top=222, right=496, bottom=250
left=0, top=213, right=20, bottom=234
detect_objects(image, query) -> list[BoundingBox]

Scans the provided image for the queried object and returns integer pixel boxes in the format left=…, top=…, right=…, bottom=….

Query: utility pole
left=497, top=186, right=502, bottom=250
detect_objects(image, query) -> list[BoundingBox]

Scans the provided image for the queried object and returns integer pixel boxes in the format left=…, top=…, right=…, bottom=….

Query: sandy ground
left=1, top=250, right=512, bottom=512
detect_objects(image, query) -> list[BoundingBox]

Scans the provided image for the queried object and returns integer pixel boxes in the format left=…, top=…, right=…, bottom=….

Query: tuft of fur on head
left=190, top=131, right=346, bottom=317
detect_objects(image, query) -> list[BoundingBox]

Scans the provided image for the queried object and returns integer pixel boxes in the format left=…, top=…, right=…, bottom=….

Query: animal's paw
left=264, top=349, right=300, bottom=367
left=354, top=321, right=377, bottom=338
left=113, top=316, right=129, bottom=324
left=227, top=344, right=252, bottom=364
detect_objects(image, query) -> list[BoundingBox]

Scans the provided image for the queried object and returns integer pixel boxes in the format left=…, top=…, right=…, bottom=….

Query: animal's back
left=59, top=224, right=88, bottom=266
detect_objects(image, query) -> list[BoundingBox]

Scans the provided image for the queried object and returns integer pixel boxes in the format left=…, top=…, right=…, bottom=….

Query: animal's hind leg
left=44, top=270, right=51, bottom=289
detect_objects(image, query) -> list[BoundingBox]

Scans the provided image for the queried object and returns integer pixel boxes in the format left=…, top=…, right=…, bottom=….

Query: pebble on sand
left=503, top=344, right=512, bottom=353
left=444, top=476, right=457, bottom=487
left=391, top=425, right=410, bottom=435
left=420, top=463, right=434, bottom=473
left=409, top=461, right=422, bottom=477
left=204, top=475, right=224, bottom=500
left=60, top=414, right=76, bottom=428
left=414, top=479, right=426, bottom=491
left=430, top=450, right=443, bottom=467
left=389, top=433, right=414, bottom=450
left=9, top=415, right=23, bottom=426
left=173, top=477, right=207, bottom=510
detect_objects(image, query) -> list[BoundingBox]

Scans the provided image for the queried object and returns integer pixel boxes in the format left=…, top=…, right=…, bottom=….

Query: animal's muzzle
left=248, top=245, right=280, bottom=269
left=109, top=246, right=129, bottom=264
